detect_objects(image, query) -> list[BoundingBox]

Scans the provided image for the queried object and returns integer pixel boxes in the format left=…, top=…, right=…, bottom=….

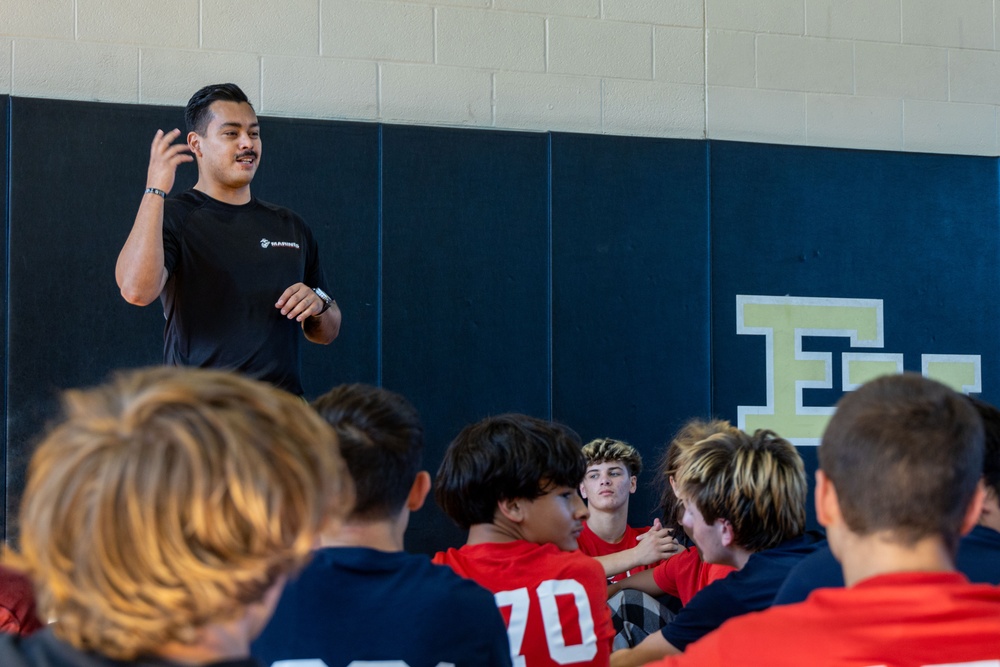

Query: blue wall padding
left=2, top=96, right=997, bottom=551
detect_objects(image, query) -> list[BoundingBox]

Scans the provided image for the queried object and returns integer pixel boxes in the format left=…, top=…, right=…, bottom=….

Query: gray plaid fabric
left=608, top=589, right=676, bottom=649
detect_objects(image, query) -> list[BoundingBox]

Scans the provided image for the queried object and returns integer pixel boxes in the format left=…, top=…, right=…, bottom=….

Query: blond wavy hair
left=7, top=366, right=352, bottom=660
left=582, top=438, right=642, bottom=476
left=675, top=429, right=806, bottom=552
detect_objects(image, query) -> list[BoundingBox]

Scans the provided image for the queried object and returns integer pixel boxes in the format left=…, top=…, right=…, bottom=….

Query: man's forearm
left=303, top=302, right=342, bottom=344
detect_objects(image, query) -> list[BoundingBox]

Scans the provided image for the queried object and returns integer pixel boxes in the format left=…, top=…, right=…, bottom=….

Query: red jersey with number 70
left=433, top=540, right=614, bottom=667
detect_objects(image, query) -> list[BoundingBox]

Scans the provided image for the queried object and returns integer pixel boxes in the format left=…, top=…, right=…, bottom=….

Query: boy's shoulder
left=435, top=540, right=605, bottom=588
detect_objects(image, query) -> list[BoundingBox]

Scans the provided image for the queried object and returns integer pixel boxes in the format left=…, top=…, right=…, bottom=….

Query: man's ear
left=815, top=470, right=842, bottom=528
left=406, top=471, right=432, bottom=512
left=187, top=131, right=202, bottom=158
left=959, top=481, right=987, bottom=536
left=579, top=483, right=588, bottom=500
left=497, top=497, right=527, bottom=524
left=629, top=475, right=637, bottom=494
left=718, top=518, right=735, bottom=548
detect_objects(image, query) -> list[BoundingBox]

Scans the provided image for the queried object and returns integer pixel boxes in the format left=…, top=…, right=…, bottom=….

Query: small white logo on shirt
left=260, top=238, right=300, bottom=249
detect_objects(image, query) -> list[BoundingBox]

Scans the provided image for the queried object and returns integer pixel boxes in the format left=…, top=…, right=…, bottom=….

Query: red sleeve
left=0, top=567, right=43, bottom=636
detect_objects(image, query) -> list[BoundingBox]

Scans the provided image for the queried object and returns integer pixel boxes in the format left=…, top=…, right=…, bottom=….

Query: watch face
left=313, top=288, right=332, bottom=304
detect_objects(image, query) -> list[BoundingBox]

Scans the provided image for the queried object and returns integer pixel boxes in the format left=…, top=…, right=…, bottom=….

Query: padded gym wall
left=3, top=95, right=999, bottom=552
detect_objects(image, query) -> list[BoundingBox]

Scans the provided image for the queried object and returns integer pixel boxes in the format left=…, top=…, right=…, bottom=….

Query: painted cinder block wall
left=4, top=0, right=1000, bottom=156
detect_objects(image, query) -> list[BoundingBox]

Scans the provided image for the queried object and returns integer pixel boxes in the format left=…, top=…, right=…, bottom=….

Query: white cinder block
left=707, top=30, right=754, bottom=88
left=855, top=43, right=948, bottom=101
left=261, top=56, right=377, bottom=120
left=381, top=63, right=491, bottom=126
left=706, top=0, right=804, bottom=35
left=805, top=0, right=900, bottom=41
left=548, top=17, right=652, bottom=79
left=603, top=79, right=704, bottom=138
left=78, top=0, right=199, bottom=48
left=430, top=0, right=491, bottom=7
left=436, top=8, right=545, bottom=72
left=903, top=99, right=996, bottom=156
left=494, top=0, right=599, bottom=18
left=901, top=0, right=993, bottom=49
left=757, top=35, right=852, bottom=95
left=0, top=40, right=10, bottom=93
left=950, top=50, right=1000, bottom=105
left=494, top=71, right=600, bottom=132
left=707, top=85, right=807, bottom=144
left=140, top=49, right=259, bottom=107
left=806, top=94, right=902, bottom=151
left=0, top=0, right=73, bottom=39
left=323, top=0, right=433, bottom=62
left=203, top=0, right=318, bottom=57
left=654, top=26, right=704, bottom=85
left=13, top=39, right=138, bottom=103
left=603, top=0, right=702, bottom=27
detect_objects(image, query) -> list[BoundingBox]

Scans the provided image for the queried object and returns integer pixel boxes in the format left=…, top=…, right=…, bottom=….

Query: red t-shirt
left=434, top=540, right=614, bottom=667
left=651, top=546, right=735, bottom=605
left=0, top=566, right=43, bottom=636
left=648, top=571, right=1000, bottom=667
left=576, top=522, right=654, bottom=583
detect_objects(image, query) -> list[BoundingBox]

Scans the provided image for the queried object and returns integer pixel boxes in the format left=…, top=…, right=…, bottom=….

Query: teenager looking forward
left=253, top=383, right=512, bottom=667
left=578, top=438, right=681, bottom=583
left=0, top=366, right=352, bottom=666
left=644, top=373, right=1000, bottom=667
left=610, top=429, right=822, bottom=667
left=115, top=83, right=341, bottom=396
left=433, top=414, right=615, bottom=667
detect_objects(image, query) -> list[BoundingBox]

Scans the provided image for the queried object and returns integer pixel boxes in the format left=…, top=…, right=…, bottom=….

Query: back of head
left=185, top=82, right=252, bottom=134
left=11, top=366, right=351, bottom=661
left=312, top=383, right=423, bottom=522
left=657, top=418, right=740, bottom=531
left=820, top=373, right=984, bottom=552
left=676, top=429, right=806, bottom=552
left=435, top=413, right=585, bottom=530
left=582, top=437, right=642, bottom=476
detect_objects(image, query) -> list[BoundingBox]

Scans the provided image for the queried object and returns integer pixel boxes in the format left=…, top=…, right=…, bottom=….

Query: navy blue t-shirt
left=661, top=532, right=825, bottom=651
left=773, top=525, right=1000, bottom=605
left=252, top=547, right=512, bottom=667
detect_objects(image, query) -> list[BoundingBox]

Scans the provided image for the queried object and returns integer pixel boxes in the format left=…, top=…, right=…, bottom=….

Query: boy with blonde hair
left=0, top=366, right=351, bottom=666
left=611, top=429, right=822, bottom=666
left=433, top=414, right=615, bottom=667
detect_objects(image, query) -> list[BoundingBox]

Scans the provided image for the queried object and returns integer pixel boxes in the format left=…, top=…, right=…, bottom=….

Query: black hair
left=312, top=383, right=423, bottom=521
left=967, top=396, right=1000, bottom=500
left=434, top=413, right=586, bottom=530
left=185, top=83, right=252, bottom=134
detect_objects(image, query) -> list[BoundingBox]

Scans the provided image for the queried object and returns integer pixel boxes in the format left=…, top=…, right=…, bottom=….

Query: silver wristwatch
left=313, top=287, right=335, bottom=314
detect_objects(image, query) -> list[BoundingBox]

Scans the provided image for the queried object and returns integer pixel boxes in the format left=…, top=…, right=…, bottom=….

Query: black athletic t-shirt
left=161, top=189, right=327, bottom=395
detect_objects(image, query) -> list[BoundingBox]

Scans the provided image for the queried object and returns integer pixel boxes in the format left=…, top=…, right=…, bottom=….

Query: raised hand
left=146, top=128, right=193, bottom=194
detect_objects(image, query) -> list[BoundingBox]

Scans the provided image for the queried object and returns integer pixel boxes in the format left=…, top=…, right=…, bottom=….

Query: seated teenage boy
left=644, top=373, right=1000, bottom=666
left=608, top=420, right=738, bottom=605
left=578, top=438, right=680, bottom=583
left=0, top=366, right=351, bottom=666
left=774, top=394, right=1000, bottom=604
left=605, top=421, right=738, bottom=649
left=253, top=383, right=512, bottom=667
left=433, top=413, right=615, bottom=667
left=610, top=428, right=822, bottom=667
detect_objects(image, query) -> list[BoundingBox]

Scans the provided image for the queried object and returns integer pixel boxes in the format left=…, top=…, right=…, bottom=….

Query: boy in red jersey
left=644, top=373, right=1000, bottom=667
left=578, top=438, right=680, bottom=584
left=433, top=414, right=615, bottom=667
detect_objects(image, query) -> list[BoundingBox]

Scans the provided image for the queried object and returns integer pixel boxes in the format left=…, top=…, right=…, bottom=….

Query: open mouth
left=236, top=153, right=257, bottom=164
